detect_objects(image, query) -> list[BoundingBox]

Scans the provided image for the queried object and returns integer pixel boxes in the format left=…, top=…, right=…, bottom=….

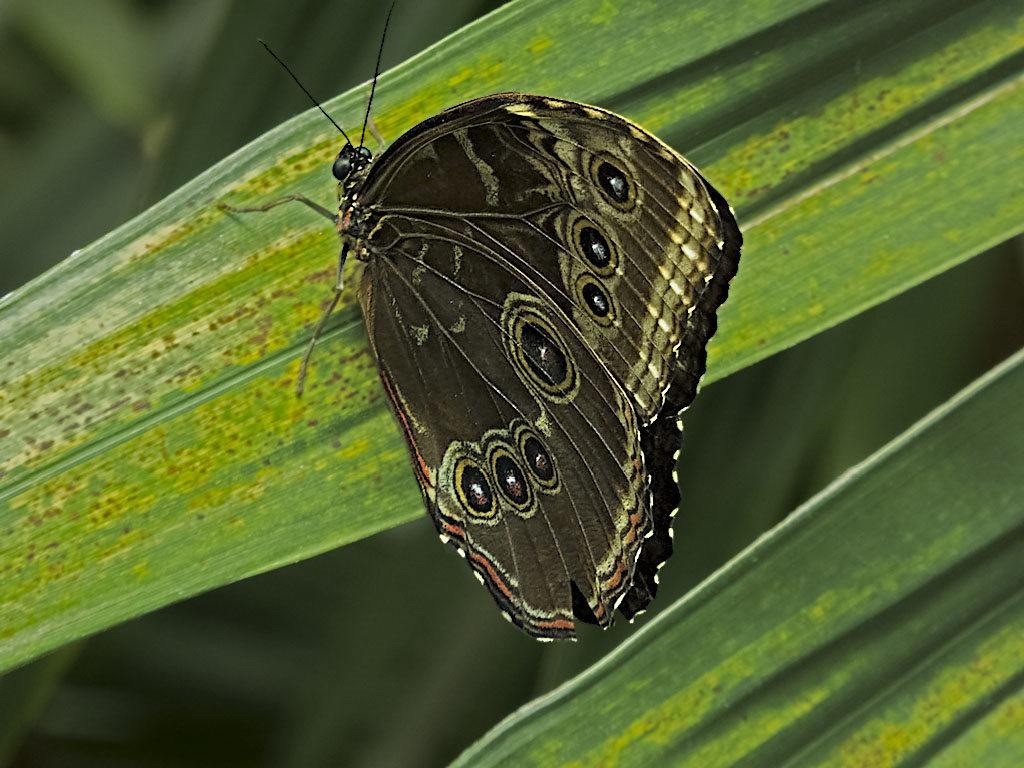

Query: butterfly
left=222, top=73, right=741, bottom=641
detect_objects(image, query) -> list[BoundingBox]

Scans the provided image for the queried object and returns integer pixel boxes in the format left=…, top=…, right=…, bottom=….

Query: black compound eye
left=356, top=145, right=372, bottom=159
left=582, top=282, right=610, bottom=317
left=332, top=151, right=352, bottom=181
left=522, top=437, right=554, bottom=483
left=494, top=454, right=530, bottom=507
left=521, top=322, right=570, bottom=389
left=597, top=161, right=629, bottom=203
left=579, top=226, right=611, bottom=269
left=458, top=462, right=493, bottom=517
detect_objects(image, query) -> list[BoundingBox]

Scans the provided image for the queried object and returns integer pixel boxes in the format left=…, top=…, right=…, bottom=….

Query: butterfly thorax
left=332, top=144, right=376, bottom=261
left=336, top=199, right=377, bottom=262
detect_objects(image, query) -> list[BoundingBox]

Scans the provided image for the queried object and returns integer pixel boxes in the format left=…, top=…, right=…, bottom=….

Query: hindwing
left=360, top=235, right=650, bottom=638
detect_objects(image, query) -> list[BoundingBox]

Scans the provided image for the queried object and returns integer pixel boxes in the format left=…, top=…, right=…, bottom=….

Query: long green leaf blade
left=453, top=346, right=1024, bottom=767
left=1, top=0, right=1022, bottom=672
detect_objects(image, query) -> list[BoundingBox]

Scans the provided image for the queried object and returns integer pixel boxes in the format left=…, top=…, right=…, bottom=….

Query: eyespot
left=598, top=162, right=629, bottom=203
left=580, top=226, right=610, bottom=268
left=582, top=282, right=610, bottom=317
left=489, top=446, right=532, bottom=512
left=455, top=457, right=495, bottom=519
left=568, top=217, right=618, bottom=276
left=518, top=321, right=574, bottom=395
left=588, top=154, right=637, bottom=211
left=518, top=430, right=559, bottom=492
left=574, top=274, right=616, bottom=326
left=502, top=294, right=579, bottom=402
left=572, top=220, right=621, bottom=278
left=521, top=323, right=568, bottom=387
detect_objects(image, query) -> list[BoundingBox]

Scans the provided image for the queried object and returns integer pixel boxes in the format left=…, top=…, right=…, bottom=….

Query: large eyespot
left=502, top=295, right=579, bottom=402
left=454, top=457, right=495, bottom=520
left=489, top=446, right=533, bottom=514
left=588, top=154, right=637, bottom=211
left=517, top=429, right=559, bottom=492
left=574, top=274, right=616, bottom=326
left=503, top=297, right=579, bottom=401
left=522, top=323, right=567, bottom=385
left=570, top=218, right=618, bottom=276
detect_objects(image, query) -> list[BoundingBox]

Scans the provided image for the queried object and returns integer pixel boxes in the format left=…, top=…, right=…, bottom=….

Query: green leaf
left=1, top=0, right=1022, bottom=688
left=453, top=346, right=1024, bottom=767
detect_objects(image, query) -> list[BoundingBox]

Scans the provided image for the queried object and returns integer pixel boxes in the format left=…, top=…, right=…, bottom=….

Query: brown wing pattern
left=356, top=94, right=740, bottom=637
left=360, top=226, right=649, bottom=638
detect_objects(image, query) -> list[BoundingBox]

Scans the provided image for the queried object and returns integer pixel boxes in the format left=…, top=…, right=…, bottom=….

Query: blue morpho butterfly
left=221, top=27, right=741, bottom=640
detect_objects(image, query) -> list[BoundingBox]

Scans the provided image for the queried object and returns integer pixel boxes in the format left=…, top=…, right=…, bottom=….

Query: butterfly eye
left=332, top=149, right=352, bottom=181
left=356, top=146, right=373, bottom=159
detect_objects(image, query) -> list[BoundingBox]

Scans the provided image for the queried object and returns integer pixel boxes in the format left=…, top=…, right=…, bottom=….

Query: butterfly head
left=332, top=144, right=373, bottom=185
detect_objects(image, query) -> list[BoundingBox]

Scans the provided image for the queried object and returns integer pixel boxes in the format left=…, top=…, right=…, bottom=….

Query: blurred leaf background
left=0, top=0, right=1022, bottom=766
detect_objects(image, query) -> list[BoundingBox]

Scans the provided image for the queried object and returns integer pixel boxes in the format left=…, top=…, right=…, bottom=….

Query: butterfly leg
left=218, top=194, right=337, bottom=223
left=220, top=194, right=345, bottom=394
left=362, top=88, right=387, bottom=151
left=367, top=114, right=386, bottom=151
left=295, top=245, right=349, bottom=396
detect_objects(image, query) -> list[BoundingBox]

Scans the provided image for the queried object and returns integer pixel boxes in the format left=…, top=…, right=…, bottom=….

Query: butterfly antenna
left=360, top=2, right=394, bottom=149
left=258, top=39, right=354, bottom=146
